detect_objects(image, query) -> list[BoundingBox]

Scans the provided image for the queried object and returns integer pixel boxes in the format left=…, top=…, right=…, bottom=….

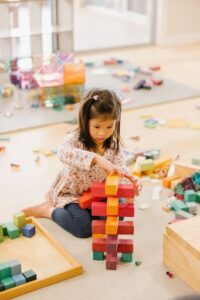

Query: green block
left=0, top=262, right=11, bottom=280
left=13, top=211, right=26, bottom=232
left=2, top=224, right=8, bottom=236
left=196, top=191, right=200, bottom=203
left=5, top=222, right=20, bottom=239
left=0, top=224, right=3, bottom=242
left=93, top=252, right=104, bottom=260
left=1, top=277, right=15, bottom=289
left=120, top=253, right=133, bottom=262
left=169, top=200, right=189, bottom=212
left=174, top=183, right=184, bottom=194
left=184, top=190, right=196, bottom=203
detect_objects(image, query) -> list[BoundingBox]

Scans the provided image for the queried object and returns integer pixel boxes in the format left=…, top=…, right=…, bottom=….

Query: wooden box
left=0, top=217, right=83, bottom=300
left=163, top=216, right=200, bottom=292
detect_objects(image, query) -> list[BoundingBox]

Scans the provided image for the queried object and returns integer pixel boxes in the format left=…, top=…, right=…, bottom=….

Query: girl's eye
left=94, top=126, right=99, bottom=129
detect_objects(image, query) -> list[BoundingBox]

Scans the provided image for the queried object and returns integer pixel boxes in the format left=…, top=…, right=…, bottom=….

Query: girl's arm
left=112, top=147, right=142, bottom=196
left=57, top=132, right=96, bottom=171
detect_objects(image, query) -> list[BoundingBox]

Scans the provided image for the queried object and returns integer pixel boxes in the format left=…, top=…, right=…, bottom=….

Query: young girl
left=23, top=88, right=141, bottom=238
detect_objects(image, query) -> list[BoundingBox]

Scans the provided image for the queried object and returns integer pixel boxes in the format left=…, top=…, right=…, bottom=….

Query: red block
left=91, top=183, right=134, bottom=198
left=106, top=234, right=118, bottom=253
left=92, top=202, right=134, bottom=217
left=106, top=252, right=117, bottom=270
left=92, top=238, right=133, bottom=253
left=78, top=190, right=103, bottom=209
left=92, top=220, right=134, bottom=235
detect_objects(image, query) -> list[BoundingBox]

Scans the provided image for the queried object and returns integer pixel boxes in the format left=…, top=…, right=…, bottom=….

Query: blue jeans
left=51, top=198, right=127, bottom=238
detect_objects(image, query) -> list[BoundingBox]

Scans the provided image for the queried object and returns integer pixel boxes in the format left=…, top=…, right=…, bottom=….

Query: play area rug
left=0, top=65, right=200, bottom=134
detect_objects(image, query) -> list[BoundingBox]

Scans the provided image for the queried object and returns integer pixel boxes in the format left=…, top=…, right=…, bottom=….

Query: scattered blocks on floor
left=22, top=270, right=37, bottom=282
left=22, top=224, right=36, bottom=238
left=121, top=253, right=133, bottom=262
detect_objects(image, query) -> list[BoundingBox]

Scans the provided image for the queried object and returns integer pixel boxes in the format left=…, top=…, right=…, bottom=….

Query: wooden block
left=12, top=274, right=26, bottom=286
left=22, top=224, right=35, bottom=238
left=13, top=211, right=26, bottom=232
left=93, top=251, right=104, bottom=260
left=153, top=157, right=172, bottom=171
left=106, top=252, right=117, bottom=270
left=132, top=156, right=145, bottom=177
left=8, top=259, right=21, bottom=276
left=186, top=202, right=198, bottom=215
left=169, top=200, right=189, bottom=212
left=5, top=223, right=19, bottom=239
left=105, top=174, right=119, bottom=196
left=163, top=176, right=181, bottom=188
left=22, top=270, right=37, bottom=282
left=92, top=220, right=134, bottom=235
left=92, top=233, right=106, bottom=239
left=0, top=224, right=3, bottom=242
left=120, top=252, right=133, bottom=262
left=92, top=202, right=134, bottom=217
left=163, top=216, right=200, bottom=292
left=78, top=191, right=103, bottom=209
left=175, top=210, right=194, bottom=220
left=1, top=277, right=15, bottom=290
left=184, top=190, right=196, bottom=203
left=174, top=162, right=200, bottom=178
left=0, top=262, right=11, bottom=280
left=106, top=234, right=118, bottom=253
left=91, top=183, right=134, bottom=198
left=139, top=159, right=154, bottom=171
left=107, top=197, right=119, bottom=216
left=106, top=216, right=119, bottom=235
left=92, top=238, right=133, bottom=253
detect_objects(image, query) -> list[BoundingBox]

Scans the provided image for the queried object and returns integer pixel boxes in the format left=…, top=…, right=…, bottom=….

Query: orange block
left=107, top=197, right=119, bottom=216
left=153, top=157, right=172, bottom=171
left=92, top=233, right=106, bottom=239
left=163, top=175, right=181, bottom=188
left=106, top=216, right=119, bottom=235
left=105, top=174, right=119, bottom=196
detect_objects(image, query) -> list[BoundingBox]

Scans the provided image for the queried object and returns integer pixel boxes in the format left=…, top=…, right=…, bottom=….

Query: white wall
left=156, top=0, right=200, bottom=45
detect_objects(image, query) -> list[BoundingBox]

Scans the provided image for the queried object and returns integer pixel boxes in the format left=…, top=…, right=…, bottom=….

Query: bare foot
left=22, top=201, right=55, bottom=219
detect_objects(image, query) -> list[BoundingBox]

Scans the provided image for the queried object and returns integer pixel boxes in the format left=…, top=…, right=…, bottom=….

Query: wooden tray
left=0, top=217, right=83, bottom=299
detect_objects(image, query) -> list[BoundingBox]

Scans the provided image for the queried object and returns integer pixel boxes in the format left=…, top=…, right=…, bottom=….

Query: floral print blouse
left=46, top=130, right=140, bottom=208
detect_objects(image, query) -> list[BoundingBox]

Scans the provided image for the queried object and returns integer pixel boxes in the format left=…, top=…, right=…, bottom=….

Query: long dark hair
left=78, top=88, right=122, bottom=154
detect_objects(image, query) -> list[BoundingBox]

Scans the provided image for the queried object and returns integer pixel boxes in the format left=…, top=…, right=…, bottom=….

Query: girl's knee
left=74, top=217, right=92, bottom=238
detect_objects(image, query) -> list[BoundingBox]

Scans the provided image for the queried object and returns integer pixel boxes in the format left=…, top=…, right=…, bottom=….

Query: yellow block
left=107, top=197, right=119, bottom=216
left=153, top=157, right=172, bottom=171
left=92, top=233, right=106, bottom=239
left=105, top=174, right=119, bottom=195
left=163, top=175, right=181, bottom=188
left=106, top=216, right=119, bottom=235
left=132, top=156, right=145, bottom=177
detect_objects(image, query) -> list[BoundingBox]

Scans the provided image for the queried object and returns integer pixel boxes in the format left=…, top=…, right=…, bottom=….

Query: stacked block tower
left=84, top=175, right=134, bottom=270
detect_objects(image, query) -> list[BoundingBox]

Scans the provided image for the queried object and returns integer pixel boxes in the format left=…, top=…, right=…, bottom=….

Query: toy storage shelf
left=0, top=217, right=83, bottom=300
left=0, top=0, right=73, bottom=61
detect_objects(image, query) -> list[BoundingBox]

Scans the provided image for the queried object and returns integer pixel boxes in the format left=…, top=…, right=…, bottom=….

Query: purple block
left=22, top=224, right=35, bottom=238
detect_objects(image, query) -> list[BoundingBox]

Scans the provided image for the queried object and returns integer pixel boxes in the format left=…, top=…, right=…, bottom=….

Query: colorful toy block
left=186, top=202, right=198, bottom=215
left=1, top=277, right=15, bottom=290
left=121, top=253, right=133, bottom=262
left=13, top=211, right=26, bottom=232
left=0, top=262, right=11, bottom=280
left=0, top=224, right=3, bottom=242
left=12, top=274, right=26, bottom=286
left=0, top=281, right=5, bottom=291
left=184, top=190, right=196, bottom=203
left=78, top=190, right=103, bottom=209
left=92, top=202, right=134, bottom=217
left=3, top=222, right=19, bottom=239
left=163, top=176, right=181, bottom=189
left=22, top=270, right=37, bottom=282
left=107, top=197, right=119, bottom=216
left=22, top=224, right=36, bottom=238
left=175, top=210, right=193, bottom=220
left=93, top=252, right=104, bottom=260
left=106, top=253, right=117, bottom=270
left=106, top=217, right=119, bottom=235
left=168, top=200, right=189, bottom=212
left=8, top=259, right=21, bottom=276
left=105, top=174, right=119, bottom=195
left=91, top=183, right=134, bottom=198
left=92, top=220, right=134, bottom=235
left=92, top=238, right=133, bottom=253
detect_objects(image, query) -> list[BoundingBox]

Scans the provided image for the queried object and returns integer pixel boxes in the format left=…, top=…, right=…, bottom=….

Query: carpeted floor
left=0, top=65, right=199, bottom=134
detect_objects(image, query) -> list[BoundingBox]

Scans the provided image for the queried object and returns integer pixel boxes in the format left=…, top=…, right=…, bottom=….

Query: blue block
left=12, top=274, right=26, bottom=286
left=22, top=224, right=35, bottom=238
left=8, top=259, right=21, bottom=276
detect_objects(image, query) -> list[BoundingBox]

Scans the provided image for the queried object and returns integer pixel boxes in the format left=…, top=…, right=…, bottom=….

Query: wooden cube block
left=22, top=224, right=36, bottom=238
left=22, top=270, right=37, bottom=282
left=0, top=262, right=11, bottom=280
left=105, top=174, right=119, bottom=196
left=1, top=277, right=15, bottom=290
left=163, top=216, right=200, bottom=293
left=8, top=259, right=21, bottom=276
left=106, top=252, right=117, bottom=270
left=93, top=252, right=104, bottom=260
left=0, top=224, right=3, bottom=242
left=107, top=197, right=119, bottom=216
left=13, top=211, right=26, bottom=232
left=106, top=217, right=119, bottom=235
left=12, top=274, right=26, bottom=286
left=120, top=252, right=133, bottom=262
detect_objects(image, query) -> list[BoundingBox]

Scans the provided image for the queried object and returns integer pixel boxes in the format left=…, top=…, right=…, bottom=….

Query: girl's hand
left=123, top=174, right=142, bottom=196
left=93, top=154, right=124, bottom=177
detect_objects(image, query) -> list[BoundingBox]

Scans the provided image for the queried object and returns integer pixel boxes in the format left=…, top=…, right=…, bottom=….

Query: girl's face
left=89, top=117, right=116, bottom=146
